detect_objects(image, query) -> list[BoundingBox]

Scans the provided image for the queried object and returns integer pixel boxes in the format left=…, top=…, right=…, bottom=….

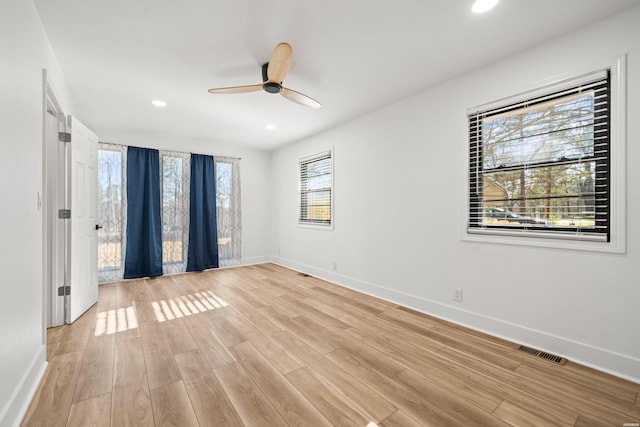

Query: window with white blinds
left=299, top=151, right=333, bottom=227
left=468, top=70, right=611, bottom=242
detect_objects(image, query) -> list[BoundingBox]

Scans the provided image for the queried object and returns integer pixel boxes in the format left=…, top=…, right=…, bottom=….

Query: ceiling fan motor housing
left=263, top=82, right=282, bottom=93
left=261, top=62, right=282, bottom=93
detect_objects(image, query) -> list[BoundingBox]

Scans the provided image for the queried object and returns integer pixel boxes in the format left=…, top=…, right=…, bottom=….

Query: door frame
left=43, top=70, right=68, bottom=329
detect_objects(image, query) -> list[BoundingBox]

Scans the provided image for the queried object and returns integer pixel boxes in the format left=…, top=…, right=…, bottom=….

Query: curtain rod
left=98, top=141, right=241, bottom=160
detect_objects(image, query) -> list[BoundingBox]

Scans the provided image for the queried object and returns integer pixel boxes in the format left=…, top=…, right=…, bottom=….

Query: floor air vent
left=517, top=345, right=568, bottom=365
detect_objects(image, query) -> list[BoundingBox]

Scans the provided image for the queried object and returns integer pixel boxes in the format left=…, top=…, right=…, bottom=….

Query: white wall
left=0, top=1, right=74, bottom=426
left=96, top=129, right=271, bottom=266
left=270, top=6, right=640, bottom=382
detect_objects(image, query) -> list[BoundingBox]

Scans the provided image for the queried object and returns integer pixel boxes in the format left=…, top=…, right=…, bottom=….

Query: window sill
left=298, top=222, right=334, bottom=231
left=462, top=229, right=625, bottom=254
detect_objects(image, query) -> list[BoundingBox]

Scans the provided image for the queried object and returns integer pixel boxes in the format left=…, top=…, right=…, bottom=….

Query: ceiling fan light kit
left=208, top=42, right=321, bottom=108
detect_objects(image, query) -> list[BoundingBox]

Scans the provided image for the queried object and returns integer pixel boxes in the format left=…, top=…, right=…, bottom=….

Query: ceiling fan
left=208, top=42, right=321, bottom=109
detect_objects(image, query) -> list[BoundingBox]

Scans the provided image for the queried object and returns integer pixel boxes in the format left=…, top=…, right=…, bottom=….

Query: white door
left=68, top=116, right=99, bottom=323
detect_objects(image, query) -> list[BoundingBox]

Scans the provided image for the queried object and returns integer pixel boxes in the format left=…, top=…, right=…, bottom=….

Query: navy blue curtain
left=124, top=147, right=163, bottom=279
left=187, top=154, right=219, bottom=271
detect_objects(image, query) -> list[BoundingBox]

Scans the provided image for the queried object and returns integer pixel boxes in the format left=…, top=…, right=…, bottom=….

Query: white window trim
left=462, top=54, right=626, bottom=254
left=298, top=148, right=334, bottom=231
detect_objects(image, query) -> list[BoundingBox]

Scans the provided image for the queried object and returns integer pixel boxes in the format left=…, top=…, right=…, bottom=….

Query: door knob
left=95, top=224, right=103, bottom=230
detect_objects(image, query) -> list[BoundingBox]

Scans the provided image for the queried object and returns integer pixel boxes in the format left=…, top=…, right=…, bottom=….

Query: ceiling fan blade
left=280, top=87, right=322, bottom=109
left=208, top=83, right=263, bottom=94
left=267, top=42, right=293, bottom=83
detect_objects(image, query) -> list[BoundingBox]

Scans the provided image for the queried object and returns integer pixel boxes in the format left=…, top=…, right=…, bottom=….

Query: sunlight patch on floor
left=94, top=306, right=138, bottom=336
left=152, top=290, right=228, bottom=322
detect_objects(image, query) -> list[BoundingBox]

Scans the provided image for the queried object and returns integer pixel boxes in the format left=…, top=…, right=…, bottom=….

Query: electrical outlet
left=453, top=288, right=463, bottom=303
left=332, top=261, right=338, bottom=271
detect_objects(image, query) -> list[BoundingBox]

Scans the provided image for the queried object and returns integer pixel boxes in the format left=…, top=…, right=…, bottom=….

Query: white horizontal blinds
left=469, top=71, right=610, bottom=241
left=300, top=151, right=332, bottom=225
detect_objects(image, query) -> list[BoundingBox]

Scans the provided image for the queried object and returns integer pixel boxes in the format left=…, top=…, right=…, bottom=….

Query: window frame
left=463, top=56, right=626, bottom=253
left=298, top=149, right=334, bottom=230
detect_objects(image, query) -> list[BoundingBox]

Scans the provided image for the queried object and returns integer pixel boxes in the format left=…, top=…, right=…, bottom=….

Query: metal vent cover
left=518, top=345, right=568, bottom=365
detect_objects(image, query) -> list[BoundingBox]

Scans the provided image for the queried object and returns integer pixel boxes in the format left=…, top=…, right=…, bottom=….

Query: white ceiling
left=34, top=0, right=640, bottom=151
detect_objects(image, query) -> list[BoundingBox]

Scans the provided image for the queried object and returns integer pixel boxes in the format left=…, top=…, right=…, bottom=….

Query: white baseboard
left=0, top=346, right=47, bottom=427
left=269, top=256, right=640, bottom=384
left=238, top=256, right=271, bottom=267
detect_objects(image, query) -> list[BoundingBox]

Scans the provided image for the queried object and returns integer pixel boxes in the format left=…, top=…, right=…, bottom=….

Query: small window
left=299, top=150, right=333, bottom=227
left=468, top=70, right=611, bottom=242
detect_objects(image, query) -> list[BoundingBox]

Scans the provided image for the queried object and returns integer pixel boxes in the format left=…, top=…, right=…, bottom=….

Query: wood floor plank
left=144, top=349, right=183, bottom=390
left=174, top=348, right=215, bottom=385
left=21, top=351, right=84, bottom=427
left=516, top=364, right=640, bottom=414
left=110, top=374, right=154, bottom=427
left=285, top=366, right=371, bottom=427
left=278, top=314, right=344, bottom=354
left=260, top=277, right=311, bottom=299
left=46, top=325, right=65, bottom=360
left=337, top=330, right=406, bottom=379
left=255, top=305, right=299, bottom=330
left=54, top=306, right=96, bottom=356
left=379, top=410, right=425, bottom=427
left=72, top=333, right=114, bottom=403
left=225, top=295, right=284, bottom=335
left=393, top=368, right=511, bottom=426
left=308, top=284, right=393, bottom=314
left=113, top=337, right=146, bottom=387
left=388, top=318, right=522, bottom=371
left=67, top=392, right=111, bottom=427
left=231, top=341, right=333, bottom=426
left=203, top=308, right=246, bottom=347
left=514, top=363, right=640, bottom=422
left=305, top=353, right=398, bottom=422
left=351, top=329, right=504, bottom=413
left=269, top=329, right=326, bottom=366
left=241, top=329, right=305, bottom=375
left=231, top=285, right=271, bottom=308
left=138, top=321, right=182, bottom=389
left=129, top=280, right=157, bottom=325
left=280, top=294, right=352, bottom=332
left=519, top=357, right=639, bottom=407
left=111, top=337, right=154, bottom=427
left=267, top=295, right=307, bottom=317
left=180, top=314, right=236, bottom=369
left=326, top=349, right=467, bottom=426
left=96, top=283, right=117, bottom=313
left=199, top=344, right=236, bottom=371
left=493, top=400, right=565, bottom=427
left=436, top=346, right=584, bottom=425
left=185, top=378, right=245, bottom=427
left=157, top=318, right=198, bottom=354
left=301, top=296, right=393, bottom=337
left=110, top=281, right=142, bottom=341
left=214, top=362, right=288, bottom=427
left=150, top=381, right=199, bottom=427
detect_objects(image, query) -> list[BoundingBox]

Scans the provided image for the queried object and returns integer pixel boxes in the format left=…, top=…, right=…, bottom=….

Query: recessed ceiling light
left=265, top=124, right=277, bottom=130
left=151, top=99, right=167, bottom=107
left=472, top=0, right=499, bottom=13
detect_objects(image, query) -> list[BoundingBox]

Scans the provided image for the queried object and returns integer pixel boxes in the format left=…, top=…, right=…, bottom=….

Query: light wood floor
left=23, top=264, right=640, bottom=426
